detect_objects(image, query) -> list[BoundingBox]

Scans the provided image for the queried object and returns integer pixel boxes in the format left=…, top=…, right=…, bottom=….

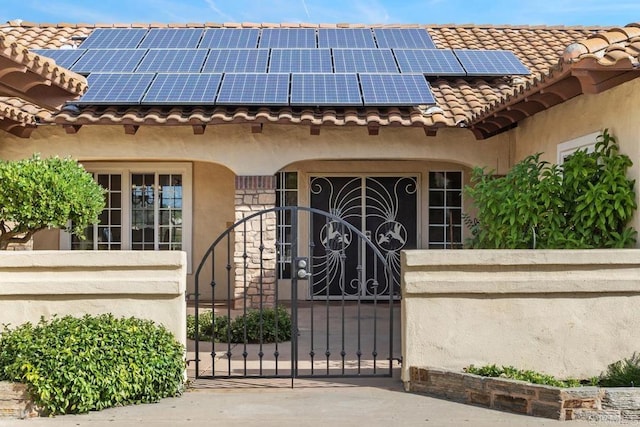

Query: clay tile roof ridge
left=1, top=20, right=612, bottom=31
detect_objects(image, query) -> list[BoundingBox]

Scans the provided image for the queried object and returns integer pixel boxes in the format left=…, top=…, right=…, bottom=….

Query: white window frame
left=557, top=131, right=600, bottom=165
left=60, top=162, right=193, bottom=273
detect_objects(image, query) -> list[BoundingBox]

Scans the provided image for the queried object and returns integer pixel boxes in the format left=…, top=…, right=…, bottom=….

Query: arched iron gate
left=193, top=206, right=399, bottom=379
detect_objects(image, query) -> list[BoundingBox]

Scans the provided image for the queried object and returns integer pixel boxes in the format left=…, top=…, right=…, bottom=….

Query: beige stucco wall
left=509, top=77, right=640, bottom=238
left=0, top=251, right=187, bottom=347
left=0, top=123, right=511, bottom=175
left=401, top=249, right=640, bottom=383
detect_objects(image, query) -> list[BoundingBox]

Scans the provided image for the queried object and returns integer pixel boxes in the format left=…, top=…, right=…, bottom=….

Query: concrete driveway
left=14, top=375, right=599, bottom=427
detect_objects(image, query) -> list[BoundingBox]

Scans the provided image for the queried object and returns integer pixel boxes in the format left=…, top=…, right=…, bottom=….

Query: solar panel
left=374, top=28, right=436, bottom=49
left=291, top=73, right=362, bottom=106
left=199, top=28, right=260, bottom=48
left=135, top=49, right=208, bottom=72
left=79, top=28, right=148, bottom=49
left=394, top=49, right=465, bottom=75
left=453, top=49, right=530, bottom=76
left=359, top=74, right=435, bottom=106
left=216, top=73, right=289, bottom=105
left=31, top=49, right=87, bottom=69
left=139, top=28, right=204, bottom=48
left=75, top=73, right=156, bottom=105
left=258, top=29, right=316, bottom=48
left=318, top=29, right=376, bottom=48
left=269, top=49, right=332, bottom=73
left=70, top=49, right=148, bottom=73
left=333, top=49, right=398, bottom=73
left=141, top=73, right=222, bottom=104
left=202, top=49, right=269, bottom=73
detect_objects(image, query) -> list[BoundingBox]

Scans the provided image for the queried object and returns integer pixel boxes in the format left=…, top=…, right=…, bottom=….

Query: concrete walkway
left=13, top=376, right=598, bottom=427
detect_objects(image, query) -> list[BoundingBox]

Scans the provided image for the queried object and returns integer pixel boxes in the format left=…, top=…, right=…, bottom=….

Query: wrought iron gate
left=193, top=206, right=400, bottom=379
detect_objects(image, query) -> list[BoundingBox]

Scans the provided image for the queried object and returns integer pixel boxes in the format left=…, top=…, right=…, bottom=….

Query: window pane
left=429, top=208, right=444, bottom=224
left=131, top=173, right=156, bottom=250
left=429, top=190, right=444, bottom=206
left=446, top=190, right=462, bottom=207
left=429, top=226, right=444, bottom=242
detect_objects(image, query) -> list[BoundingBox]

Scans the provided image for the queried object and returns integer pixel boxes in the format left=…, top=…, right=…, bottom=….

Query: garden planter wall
left=401, top=249, right=640, bottom=386
left=0, top=251, right=187, bottom=346
left=409, top=367, right=640, bottom=422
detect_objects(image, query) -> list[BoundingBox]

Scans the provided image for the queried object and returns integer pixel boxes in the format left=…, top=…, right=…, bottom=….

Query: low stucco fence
left=401, top=249, right=640, bottom=387
left=0, top=251, right=186, bottom=347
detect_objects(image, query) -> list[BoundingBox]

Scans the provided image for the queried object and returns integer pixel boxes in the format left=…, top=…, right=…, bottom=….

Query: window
left=276, top=171, right=298, bottom=279
left=557, top=131, right=599, bottom=165
left=62, top=163, right=192, bottom=269
left=428, top=171, right=462, bottom=249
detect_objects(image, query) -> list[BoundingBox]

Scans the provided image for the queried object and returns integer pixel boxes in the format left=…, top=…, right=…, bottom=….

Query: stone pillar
left=233, top=175, right=277, bottom=309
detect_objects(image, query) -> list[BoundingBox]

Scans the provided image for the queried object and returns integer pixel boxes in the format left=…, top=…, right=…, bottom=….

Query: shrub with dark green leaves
left=464, top=364, right=580, bottom=387
left=187, top=306, right=291, bottom=343
left=465, top=129, right=637, bottom=249
left=0, top=314, right=185, bottom=415
left=599, top=353, right=640, bottom=387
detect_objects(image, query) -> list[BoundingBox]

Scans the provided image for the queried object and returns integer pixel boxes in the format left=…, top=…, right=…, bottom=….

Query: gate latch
left=296, top=257, right=311, bottom=280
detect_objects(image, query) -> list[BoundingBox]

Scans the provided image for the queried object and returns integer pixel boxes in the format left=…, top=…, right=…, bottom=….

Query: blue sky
left=2, top=0, right=638, bottom=26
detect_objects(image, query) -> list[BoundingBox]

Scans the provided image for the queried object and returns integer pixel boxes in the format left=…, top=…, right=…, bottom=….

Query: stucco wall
left=0, top=251, right=187, bottom=347
left=509, top=77, right=640, bottom=237
left=401, top=249, right=640, bottom=383
left=0, top=123, right=511, bottom=175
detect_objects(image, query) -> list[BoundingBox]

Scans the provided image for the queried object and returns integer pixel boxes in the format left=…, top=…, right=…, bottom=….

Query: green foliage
left=0, top=155, right=105, bottom=249
left=465, top=130, right=637, bottom=249
left=598, top=353, right=640, bottom=387
left=187, top=306, right=292, bottom=343
left=0, top=315, right=185, bottom=415
left=465, top=364, right=581, bottom=388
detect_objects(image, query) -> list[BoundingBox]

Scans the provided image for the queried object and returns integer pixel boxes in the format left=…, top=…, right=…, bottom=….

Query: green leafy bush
left=0, top=314, right=185, bottom=415
left=187, top=306, right=291, bottom=343
left=464, top=364, right=581, bottom=388
left=465, top=130, right=637, bottom=249
left=0, top=155, right=105, bottom=250
left=599, top=353, right=640, bottom=387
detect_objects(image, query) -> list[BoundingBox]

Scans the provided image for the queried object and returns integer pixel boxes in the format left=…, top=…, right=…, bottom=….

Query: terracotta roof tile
left=2, top=21, right=631, bottom=133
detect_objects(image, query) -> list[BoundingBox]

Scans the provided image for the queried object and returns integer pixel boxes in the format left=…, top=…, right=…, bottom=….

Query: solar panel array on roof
left=71, top=49, right=148, bottom=73
left=269, top=49, right=332, bottom=73
left=333, top=49, right=398, bottom=73
left=136, top=49, right=208, bottom=72
left=79, top=28, right=148, bottom=49
left=216, top=73, right=290, bottom=105
left=54, top=27, right=531, bottom=108
left=142, top=73, right=222, bottom=104
left=259, top=29, right=316, bottom=48
left=394, top=49, right=465, bottom=75
left=374, top=28, right=436, bottom=49
left=318, top=28, right=376, bottom=48
left=139, top=28, right=204, bottom=49
left=200, top=28, right=260, bottom=48
left=454, top=49, right=530, bottom=76
left=291, top=73, right=362, bottom=105
left=32, top=49, right=86, bottom=69
left=360, top=74, right=435, bottom=106
left=76, top=73, right=156, bottom=104
left=202, top=49, right=269, bottom=73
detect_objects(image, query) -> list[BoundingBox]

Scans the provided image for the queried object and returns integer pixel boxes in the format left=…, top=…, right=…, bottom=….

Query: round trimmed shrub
left=0, top=314, right=185, bottom=415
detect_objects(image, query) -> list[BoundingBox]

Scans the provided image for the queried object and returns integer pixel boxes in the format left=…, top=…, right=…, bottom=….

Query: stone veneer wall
left=409, top=367, right=640, bottom=422
left=234, top=175, right=277, bottom=309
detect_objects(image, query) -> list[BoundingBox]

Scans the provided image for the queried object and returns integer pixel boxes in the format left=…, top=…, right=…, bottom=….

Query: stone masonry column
left=233, top=175, right=277, bottom=310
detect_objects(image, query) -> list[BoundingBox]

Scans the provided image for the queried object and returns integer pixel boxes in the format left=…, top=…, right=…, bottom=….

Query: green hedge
left=0, top=314, right=185, bottom=415
left=187, top=306, right=291, bottom=343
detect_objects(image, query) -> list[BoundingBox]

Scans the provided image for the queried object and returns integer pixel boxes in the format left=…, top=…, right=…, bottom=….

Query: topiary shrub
left=187, top=306, right=291, bottom=343
left=0, top=314, right=185, bottom=415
